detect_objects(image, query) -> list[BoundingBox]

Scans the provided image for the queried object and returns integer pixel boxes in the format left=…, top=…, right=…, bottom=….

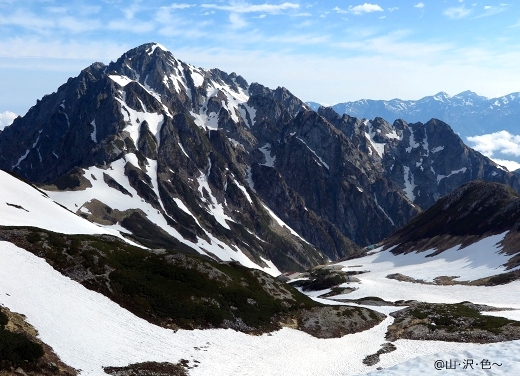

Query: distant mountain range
left=307, top=90, right=520, bottom=139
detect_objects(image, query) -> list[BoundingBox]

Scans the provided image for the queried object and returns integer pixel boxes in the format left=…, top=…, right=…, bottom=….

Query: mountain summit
left=0, top=42, right=518, bottom=273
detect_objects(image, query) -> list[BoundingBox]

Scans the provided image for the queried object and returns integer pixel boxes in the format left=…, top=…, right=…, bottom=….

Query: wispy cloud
left=414, top=3, right=425, bottom=9
left=229, top=13, right=248, bottom=29
left=0, top=9, right=102, bottom=34
left=0, top=37, right=130, bottom=61
left=0, top=111, right=17, bottom=130
left=467, top=131, right=520, bottom=157
left=200, top=2, right=299, bottom=14
left=388, top=7, right=399, bottom=12
left=474, top=4, right=509, bottom=19
left=107, top=19, right=155, bottom=33
left=167, top=3, right=196, bottom=10
left=444, top=6, right=472, bottom=19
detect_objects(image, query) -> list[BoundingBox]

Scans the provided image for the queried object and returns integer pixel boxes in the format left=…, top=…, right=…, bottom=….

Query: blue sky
left=1, top=0, right=520, bottom=118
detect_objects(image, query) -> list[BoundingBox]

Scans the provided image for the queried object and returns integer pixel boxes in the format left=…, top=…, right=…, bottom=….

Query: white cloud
left=107, top=19, right=155, bottom=33
left=201, top=2, right=299, bottom=14
left=0, top=37, right=130, bottom=61
left=333, top=6, right=347, bottom=14
left=347, top=3, right=384, bottom=15
left=466, top=131, right=520, bottom=158
left=388, top=7, right=399, bottom=12
left=414, top=3, right=425, bottom=9
left=0, top=9, right=102, bottom=34
left=474, top=4, right=508, bottom=19
left=229, top=13, right=248, bottom=29
left=444, top=6, right=472, bottom=19
left=0, top=111, right=17, bottom=130
left=167, top=3, right=196, bottom=9
left=490, top=158, right=520, bottom=172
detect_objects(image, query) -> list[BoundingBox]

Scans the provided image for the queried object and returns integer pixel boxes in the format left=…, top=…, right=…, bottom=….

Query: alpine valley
left=0, top=43, right=519, bottom=376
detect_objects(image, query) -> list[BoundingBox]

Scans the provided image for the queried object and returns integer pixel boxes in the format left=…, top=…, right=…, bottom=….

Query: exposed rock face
left=0, top=42, right=518, bottom=272
left=319, top=109, right=520, bottom=210
left=387, top=302, right=520, bottom=343
left=381, top=180, right=520, bottom=269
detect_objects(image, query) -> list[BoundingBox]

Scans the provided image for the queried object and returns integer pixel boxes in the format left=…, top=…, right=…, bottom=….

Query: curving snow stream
left=1, top=167, right=519, bottom=375
left=1, top=233, right=519, bottom=375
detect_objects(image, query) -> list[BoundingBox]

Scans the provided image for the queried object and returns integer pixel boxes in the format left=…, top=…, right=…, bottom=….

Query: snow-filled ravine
left=1, top=233, right=519, bottom=375
left=44, top=154, right=280, bottom=277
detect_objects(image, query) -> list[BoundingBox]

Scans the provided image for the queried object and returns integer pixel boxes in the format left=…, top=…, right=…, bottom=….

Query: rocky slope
left=1, top=42, right=519, bottom=272
left=318, top=108, right=520, bottom=210
left=381, top=180, right=520, bottom=270
left=0, top=43, right=418, bottom=272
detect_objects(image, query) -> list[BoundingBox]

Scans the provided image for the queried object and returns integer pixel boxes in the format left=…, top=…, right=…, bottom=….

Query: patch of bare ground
left=0, top=306, right=77, bottom=375
left=289, top=265, right=367, bottom=292
left=279, top=306, right=386, bottom=339
left=103, top=361, right=188, bottom=376
left=386, top=270, right=520, bottom=286
left=318, top=286, right=358, bottom=298
left=332, top=296, right=395, bottom=306
left=386, top=302, right=520, bottom=343
left=362, top=342, right=397, bottom=366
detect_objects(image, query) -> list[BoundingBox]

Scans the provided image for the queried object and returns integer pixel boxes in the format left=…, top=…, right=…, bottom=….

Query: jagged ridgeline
left=1, top=42, right=519, bottom=272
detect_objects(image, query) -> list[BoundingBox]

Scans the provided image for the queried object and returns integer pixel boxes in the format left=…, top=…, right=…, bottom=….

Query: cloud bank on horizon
left=467, top=131, right=520, bottom=171
left=0, top=111, right=17, bottom=130
left=1, top=1, right=519, bottom=116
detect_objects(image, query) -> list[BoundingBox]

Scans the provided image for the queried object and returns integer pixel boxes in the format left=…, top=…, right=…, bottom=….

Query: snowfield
left=1, top=231, right=519, bottom=375
left=0, top=170, right=134, bottom=244
left=45, top=155, right=280, bottom=277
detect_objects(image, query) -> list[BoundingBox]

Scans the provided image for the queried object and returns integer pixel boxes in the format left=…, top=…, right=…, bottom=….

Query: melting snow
left=45, top=154, right=278, bottom=276
left=233, top=180, right=253, bottom=205
left=296, top=137, right=329, bottom=169
left=0, top=170, right=131, bottom=243
left=261, top=203, right=308, bottom=243
left=196, top=161, right=234, bottom=230
left=436, top=167, right=467, bottom=184
left=90, top=119, right=97, bottom=143
left=108, top=75, right=133, bottom=87
left=405, top=128, right=419, bottom=153
left=364, top=121, right=387, bottom=158
left=116, top=95, right=164, bottom=147
left=258, top=143, right=276, bottom=167
left=190, top=68, right=205, bottom=87
left=402, top=166, right=416, bottom=202
left=1, top=239, right=518, bottom=376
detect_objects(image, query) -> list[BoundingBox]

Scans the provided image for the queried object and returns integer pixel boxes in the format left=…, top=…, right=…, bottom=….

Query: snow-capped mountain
left=0, top=42, right=418, bottom=271
left=310, top=90, right=520, bottom=139
left=1, top=43, right=520, bottom=273
left=318, top=107, right=520, bottom=210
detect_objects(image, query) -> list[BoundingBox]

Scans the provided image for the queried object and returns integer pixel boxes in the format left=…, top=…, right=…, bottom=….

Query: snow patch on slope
left=402, top=166, right=416, bottom=202
left=0, top=170, right=131, bottom=243
left=296, top=137, right=329, bottom=169
left=45, top=154, right=279, bottom=276
left=2, top=242, right=518, bottom=376
left=259, top=143, right=276, bottom=167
